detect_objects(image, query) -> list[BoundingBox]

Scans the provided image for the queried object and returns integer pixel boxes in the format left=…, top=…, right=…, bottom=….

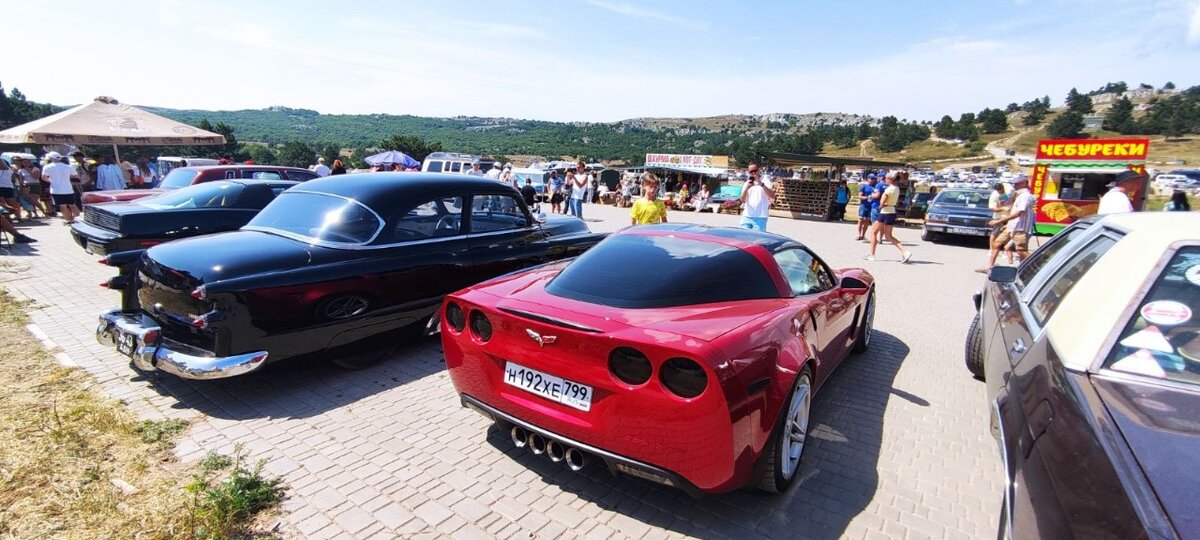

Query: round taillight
left=608, top=347, right=652, bottom=385
left=469, top=310, right=492, bottom=342
left=445, top=302, right=466, bottom=332
left=660, top=358, right=707, bottom=398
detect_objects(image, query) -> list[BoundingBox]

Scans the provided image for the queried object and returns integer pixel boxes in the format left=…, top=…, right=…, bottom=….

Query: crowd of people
left=1, top=151, right=164, bottom=244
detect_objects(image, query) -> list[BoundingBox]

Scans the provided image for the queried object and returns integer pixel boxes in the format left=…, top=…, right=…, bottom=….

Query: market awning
left=0, top=97, right=226, bottom=146
left=761, top=151, right=907, bottom=168
left=645, top=164, right=730, bottom=177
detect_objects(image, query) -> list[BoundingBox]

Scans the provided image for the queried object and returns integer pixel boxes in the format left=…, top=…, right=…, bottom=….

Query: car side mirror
left=988, top=266, right=1018, bottom=284
left=840, top=276, right=870, bottom=294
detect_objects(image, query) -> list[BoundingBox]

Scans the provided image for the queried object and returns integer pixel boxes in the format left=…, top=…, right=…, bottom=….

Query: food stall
left=642, top=153, right=732, bottom=208
left=1030, top=138, right=1150, bottom=235
left=762, top=152, right=908, bottom=220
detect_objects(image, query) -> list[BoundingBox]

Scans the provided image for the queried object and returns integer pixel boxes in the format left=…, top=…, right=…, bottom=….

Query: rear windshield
left=138, top=181, right=244, bottom=209
left=545, top=234, right=779, bottom=308
left=933, top=190, right=989, bottom=207
left=158, top=169, right=200, bottom=190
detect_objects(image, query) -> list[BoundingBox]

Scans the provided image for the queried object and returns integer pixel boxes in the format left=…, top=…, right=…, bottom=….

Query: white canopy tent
left=0, top=97, right=226, bottom=162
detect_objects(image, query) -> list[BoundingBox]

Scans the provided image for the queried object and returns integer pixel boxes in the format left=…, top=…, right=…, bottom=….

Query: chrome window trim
left=246, top=190, right=386, bottom=247
left=1019, top=229, right=1124, bottom=340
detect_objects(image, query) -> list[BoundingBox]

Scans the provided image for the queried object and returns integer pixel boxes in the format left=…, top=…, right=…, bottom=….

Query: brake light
left=190, top=286, right=206, bottom=300
left=98, top=257, right=109, bottom=265
left=138, top=240, right=161, bottom=247
left=191, top=315, right=207, bottom=329
left=141, top=330, right=159, bottom=345
left=99, top=282, right=110, bottom=288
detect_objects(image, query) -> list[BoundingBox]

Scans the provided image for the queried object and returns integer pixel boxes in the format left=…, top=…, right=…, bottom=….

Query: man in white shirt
left=42, top=152, right=80, bottom=223
left=983, top=178, right=1035, bottom=270
left=466, top=162, right=486, bottom=177
left=738, top=162, right=774, bottom=231
left=314, top=158, right=331, bottom=177
left=485, top=162, right=502, bottom=180
left=1097, top=170, right=1144, bottom=215
left=569, top=162, right=592, bottom=218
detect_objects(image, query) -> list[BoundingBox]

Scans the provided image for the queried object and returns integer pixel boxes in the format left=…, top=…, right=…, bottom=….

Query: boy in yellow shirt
left=630, top=173, right=668, bottom=225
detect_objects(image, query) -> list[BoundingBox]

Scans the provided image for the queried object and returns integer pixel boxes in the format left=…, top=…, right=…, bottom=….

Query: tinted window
left=248, top=171, right=282, bottom=180
left=1105, top=246, right=1200, bottom=384
left=286, top=170, right=319, bottom=181
left=774, top=248, right=834, bottom=295
left=137, top=181, right=245, bottom=209
left=391, top=196, right=463, bottom=241
left=450, top=162, right=462, bottom=173
left=158, top=169, right=199, bottom=189
left=1017, top=223, right=1090, bottom=289
left=546, top=234, right=779, bottom=308
left=1029, top=236, right=1117, bottom=325
left=427, top=161, right=443, bottom=173
left=247, top=192, right=381, bottom=244
left=470, top=194, right=528, bottom=233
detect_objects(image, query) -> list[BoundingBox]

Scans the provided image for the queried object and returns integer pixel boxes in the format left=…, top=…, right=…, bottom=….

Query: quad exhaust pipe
left=510, top=425, right=586, bottom=471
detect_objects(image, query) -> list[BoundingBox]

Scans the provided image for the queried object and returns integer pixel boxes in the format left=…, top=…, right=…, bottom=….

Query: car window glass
left=427, top=161, right=443, bottom=173
left=1017, top=224, right=1088, bottom=289
left=470, top=194, right=528, bottom=233
left=270, top=187, right=288, bottom=198
left=249, top=171, right=282, bottom=180
left=450, top=162, right=461, bottom=173
left=137, top=181, right=245, bottom=210
left=933, top=190, right=989, bottom=207
left=288, top=170, right=318, bottom=181
left=247, top=192, right=381, bottom=244
left=158, top=169, right=198, bottom=189
left=391, top=196, right=464, bottom=242
left=547, top=234, right=779, bottom=308
left=1029, top=236, right=1117, bottom=325
left=1104, top=246, right=1200, bottom=384
left=773, top=248, right=832, bottom=295
left=224, top=170, right=237, bottom=179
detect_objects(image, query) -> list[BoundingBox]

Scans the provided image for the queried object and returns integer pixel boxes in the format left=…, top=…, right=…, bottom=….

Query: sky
left=8, top=0, right=1200, bottom=123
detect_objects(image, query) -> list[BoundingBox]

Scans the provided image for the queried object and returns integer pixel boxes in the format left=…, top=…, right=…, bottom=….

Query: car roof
left=1044, top=212, right=1200, bottom=372
left=177, top=165, right=312, bottom=172
left=623, top=223, right=798, bottom=252
left=222, top=179, right=300, bottom=187
left=292, top=172, right=520, bottom=211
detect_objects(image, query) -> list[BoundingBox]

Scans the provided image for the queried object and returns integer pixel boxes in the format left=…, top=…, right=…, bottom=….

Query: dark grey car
left=921, top=189, right=992, bottom=242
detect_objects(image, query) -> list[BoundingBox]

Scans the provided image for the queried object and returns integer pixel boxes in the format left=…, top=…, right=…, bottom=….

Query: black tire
left=965, top=312, right=986, bottom=380
left=921, top=227, right=933, bottom=242
left=852, top=290, right=875, bottom=353
left=757, top=367, right=813, bottom=494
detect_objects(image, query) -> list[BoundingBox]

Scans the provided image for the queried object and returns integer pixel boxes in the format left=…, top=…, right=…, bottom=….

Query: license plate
left=951, top=227, right=980, bottom=235
left=115, top=331, right=136, bottom=357
left=503, top=361, right=592, bottom=412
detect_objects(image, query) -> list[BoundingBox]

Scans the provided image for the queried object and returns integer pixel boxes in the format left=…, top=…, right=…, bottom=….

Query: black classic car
left=71, top=180, right=297, bottom=255
left=95, top=173, right=606, bottom=380
left=921, top=188, right=992, bottom=242
left=967, top=212, right=1200, bottom=538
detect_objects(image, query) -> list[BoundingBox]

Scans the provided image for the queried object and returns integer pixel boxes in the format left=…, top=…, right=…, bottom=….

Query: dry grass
left=820, top=140, right=988, bottom=163
left=0, top=290, right=283, bottom=539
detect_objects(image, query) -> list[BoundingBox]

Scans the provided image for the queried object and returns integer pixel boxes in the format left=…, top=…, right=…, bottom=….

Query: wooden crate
left=772, top=179, right=838, bottom=215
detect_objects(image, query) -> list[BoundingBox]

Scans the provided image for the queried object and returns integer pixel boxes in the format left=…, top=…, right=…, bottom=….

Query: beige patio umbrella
left=0, top=96, right=226, bottom=161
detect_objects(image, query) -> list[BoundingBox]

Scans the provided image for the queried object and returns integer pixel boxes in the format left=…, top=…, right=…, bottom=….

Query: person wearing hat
left=485, top=161, right=502, bottom=180
left=855, top=173, right=879, bottom=241
left=466, top=161, right=486, bottom=177
left=982, top=177, right=1035, bottom=271
left=1097, top=170, right=1145, bottom=215
left=41, top=152, right=80, bottom=224
left=314, top=157, right=331, bottom=177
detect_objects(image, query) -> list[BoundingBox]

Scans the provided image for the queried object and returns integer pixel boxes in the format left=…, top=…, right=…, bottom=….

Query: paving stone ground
left=1, top=203, right=1003, bottom=539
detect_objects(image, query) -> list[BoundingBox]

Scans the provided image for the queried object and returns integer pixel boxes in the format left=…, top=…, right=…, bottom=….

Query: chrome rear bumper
left=95, top=309, right=268, bottom=380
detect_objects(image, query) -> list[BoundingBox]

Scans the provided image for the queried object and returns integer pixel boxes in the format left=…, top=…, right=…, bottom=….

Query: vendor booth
left=762, top=152, right=908, bottom=220
left=1030, top=138, right=1150, bottom=235
left=641, top=153, right=732, bottom=209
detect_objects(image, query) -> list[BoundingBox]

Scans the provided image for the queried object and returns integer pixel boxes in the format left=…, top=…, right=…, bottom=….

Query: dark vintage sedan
left=71, top=180, right=297, bottom=255
left=82, top=164, right=319, bottom=205
left=967, top=212, right=1200, bottom=538
left=921, top=188, right=992, bottom=242
left=94, top=173, right=606, bottom=380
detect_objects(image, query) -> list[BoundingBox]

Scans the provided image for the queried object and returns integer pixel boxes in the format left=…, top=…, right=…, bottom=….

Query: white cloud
left=584, top=0, right=710, bottom=30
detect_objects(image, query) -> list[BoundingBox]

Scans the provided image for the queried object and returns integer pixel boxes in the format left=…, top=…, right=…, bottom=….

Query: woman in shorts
left=866, top=172, right=913, bottom=263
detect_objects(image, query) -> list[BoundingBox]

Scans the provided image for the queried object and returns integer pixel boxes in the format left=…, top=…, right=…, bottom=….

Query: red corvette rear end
left=444, top=225, right=873, bottom=494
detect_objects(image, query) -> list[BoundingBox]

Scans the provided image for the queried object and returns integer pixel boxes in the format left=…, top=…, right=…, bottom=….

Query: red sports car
left=443, top=224, right=876, bottom=495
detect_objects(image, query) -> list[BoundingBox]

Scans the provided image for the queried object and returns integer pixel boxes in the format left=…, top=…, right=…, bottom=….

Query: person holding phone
left=738, top=162, right=774, bottom=231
